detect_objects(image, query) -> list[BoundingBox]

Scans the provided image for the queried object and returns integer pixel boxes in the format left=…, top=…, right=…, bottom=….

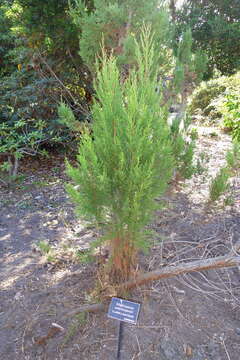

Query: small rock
left=235, top=328, right=240, bottom=335
left=173, top=286, right=185, bottom=295
left=36, top=347, right=44, bottom=355
left=14, top=292, right=23, bottom=301
left=184, top=344, right=193, bottom=357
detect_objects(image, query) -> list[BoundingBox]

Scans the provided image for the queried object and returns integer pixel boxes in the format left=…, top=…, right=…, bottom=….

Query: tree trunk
left=8, top=155, right=13, bottom=179
left=6, top=153, right=19, bottom=185
left=12, top=154, right=19, bottom=178
left=108, top=235, right=136, bottom=284
left=169, top=0, right=177, bottom=23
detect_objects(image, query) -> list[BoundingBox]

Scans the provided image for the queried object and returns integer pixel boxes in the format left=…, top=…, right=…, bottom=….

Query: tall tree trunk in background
left=169, top=0, right=177, bottom=22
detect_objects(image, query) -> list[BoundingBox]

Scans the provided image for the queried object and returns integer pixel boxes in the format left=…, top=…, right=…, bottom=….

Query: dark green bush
left=0, top=63, right=91, bottom=184
left=0, top=69, right=72, bottom=147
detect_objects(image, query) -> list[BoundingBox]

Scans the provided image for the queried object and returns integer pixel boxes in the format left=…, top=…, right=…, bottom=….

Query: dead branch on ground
left=120, top=251, right=240, bottom=291
left=61, top=242, right=240, bottom=315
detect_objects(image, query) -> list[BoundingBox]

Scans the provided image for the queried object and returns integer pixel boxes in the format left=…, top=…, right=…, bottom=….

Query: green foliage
left=194, top=50, right=208, bottom=83
left=226, top=142, right=240, bottom=169
left=0, top=70, right=57, bottom=153
left=58, top=102, right=87, bottom=134
left=189, top=72, right=240, bottom=121
left=209, top=141, right=240, bottom=203
left=0, top=2, right=16, bottom=76
left=0, top=69, right=59, bottom=183
left=38, top=241, right=52, bottom=254
left=65, top=31, right=174, bottom=282
left=0, top=0, right=92, bottom=180
left=37, top=240, right=57, bottom=263
left=176, top=0, right=240, bottom=77
left=0, top=69, right=72, bottom=157
left=169, top=116, right=195, bottom=179
left=70, top=0, right=207, bottom=115
left=224, top=195, right=234, bottom=206
left=0, top=0, right=207, bottom=182
left=172, top=60, right=184, bottom=94
left=189, top=127, right=198, bottom=140
left=62, top=313, right=86, bottom=346
left=8, top=0, right=79, bottom=56
left=221, top=94, right=240, bottom=142
left=209, top=167, right=230, bottom=202
left=70, top=0, right=173, bottom=74
left=0, top=59, right=89, bottom=182
left=172, top=28, right=207, bottom=102
left=0, top=118, right=47, bottom=156
left=195, top=158, right=206, bottom=176
left=76, top=249, right=94, bottom=264
left=189, top=79, right=225, bottom=117
left=179, top=141, right=195, bottom=179
left=177, top=28, right=192, bottom=65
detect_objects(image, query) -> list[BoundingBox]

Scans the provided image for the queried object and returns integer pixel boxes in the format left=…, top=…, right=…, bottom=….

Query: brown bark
left=61, top=247, right=240, bottom=317
left=108, top=235, right=136, bottom=284
left=119, top=252, right=240, bottom=291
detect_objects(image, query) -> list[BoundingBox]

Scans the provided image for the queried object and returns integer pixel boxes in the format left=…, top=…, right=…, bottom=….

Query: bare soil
left=1, top=127, right=240, bottom=360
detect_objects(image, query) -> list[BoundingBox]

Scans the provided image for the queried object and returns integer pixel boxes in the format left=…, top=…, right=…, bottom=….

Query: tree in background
left=175, top=0, right=240, bottom=78
left=70, top=0, right=206, bottom=103
left=0, top=1, right=16, bottom=77
left=70, top=0, right=173, bottom=77
left=4, top=0, right=90, bottom=104
left=10, top=0, right=79, bottom=55
left=0, top=0, right=95, bottom=125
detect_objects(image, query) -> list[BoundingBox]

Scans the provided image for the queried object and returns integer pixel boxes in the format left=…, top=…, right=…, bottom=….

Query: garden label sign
left=108, top=297, right=141, bottom=324
left=108, top=297, right=141, bottom=359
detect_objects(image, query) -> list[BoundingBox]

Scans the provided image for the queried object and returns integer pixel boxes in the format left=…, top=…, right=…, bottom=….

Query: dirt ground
left=1, top=126, right=240, bottom=360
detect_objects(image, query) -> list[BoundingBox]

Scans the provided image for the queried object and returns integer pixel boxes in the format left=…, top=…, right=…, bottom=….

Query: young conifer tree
left=66, top=29, right=174, bottom=284
left=70, top=0, right=207, bottom=184
left=64, top=3, right=208, bottom=287
left=166, top=28, right=207, bottom=179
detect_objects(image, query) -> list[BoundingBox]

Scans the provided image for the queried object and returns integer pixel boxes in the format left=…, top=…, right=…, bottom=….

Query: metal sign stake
left=116, top=321, right=123, bottom=359
left=107, top=297, right=141, bottom=360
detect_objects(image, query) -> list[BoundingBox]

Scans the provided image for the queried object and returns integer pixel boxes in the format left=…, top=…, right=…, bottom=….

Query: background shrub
left=189, top=72, right=240, bottom=124
left=221, top=93, right=240, bottom=142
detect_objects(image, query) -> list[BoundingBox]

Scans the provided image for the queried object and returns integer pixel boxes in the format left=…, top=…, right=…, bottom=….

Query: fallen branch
left=60, top=243, right=240, bottom=316
left=62, top=303, right=106, bottom=318
left=120, top=252, right=240, bottom=291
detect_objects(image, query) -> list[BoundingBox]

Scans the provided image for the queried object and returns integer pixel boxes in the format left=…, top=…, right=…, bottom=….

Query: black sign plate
left=108, top=297, right=140, bottom=324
